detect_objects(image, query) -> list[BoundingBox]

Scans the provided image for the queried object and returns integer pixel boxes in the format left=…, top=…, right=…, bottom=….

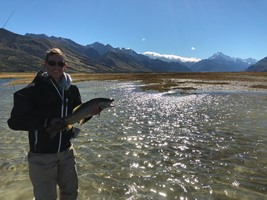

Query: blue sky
left=1, top=0, right=266, bottom=60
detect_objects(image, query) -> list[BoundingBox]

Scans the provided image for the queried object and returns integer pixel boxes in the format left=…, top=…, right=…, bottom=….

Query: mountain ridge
left=247, top=57, right=267, bottom=72
left=0, top=28, right=266, bottom=72
left=0, top=28, right=190, bottom=73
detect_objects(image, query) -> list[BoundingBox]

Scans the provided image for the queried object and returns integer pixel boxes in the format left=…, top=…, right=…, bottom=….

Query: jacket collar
left=34, top=71, right=72, bottom=90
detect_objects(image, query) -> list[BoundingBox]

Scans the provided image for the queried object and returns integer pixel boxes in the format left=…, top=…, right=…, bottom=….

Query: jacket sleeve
left=7, top=87, right=44, bottom=131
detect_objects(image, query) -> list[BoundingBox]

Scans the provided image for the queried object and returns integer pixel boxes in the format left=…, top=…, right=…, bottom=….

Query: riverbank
left=1, top=72, right=267, bottom=92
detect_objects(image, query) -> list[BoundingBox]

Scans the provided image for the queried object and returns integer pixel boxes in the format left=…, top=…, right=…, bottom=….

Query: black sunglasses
left=47, top=60, right=65, bottom=68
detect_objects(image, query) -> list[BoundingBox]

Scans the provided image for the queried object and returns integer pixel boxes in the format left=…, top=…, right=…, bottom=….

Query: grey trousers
left=28, top=147, right=78, bottom=200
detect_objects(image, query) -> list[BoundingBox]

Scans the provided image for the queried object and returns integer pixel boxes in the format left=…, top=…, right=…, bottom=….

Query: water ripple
left=1, top=81, right=267, bottom=199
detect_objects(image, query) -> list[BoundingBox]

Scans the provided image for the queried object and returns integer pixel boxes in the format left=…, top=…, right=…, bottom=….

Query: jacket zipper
left=50, top=79, right=65, bottom=153
left=65, top=98, right=69, bottom=117
left=34, top=130, right=38, bottom=151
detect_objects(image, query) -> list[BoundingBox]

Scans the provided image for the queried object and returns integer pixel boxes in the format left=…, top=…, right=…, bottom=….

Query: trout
left=48, top=98, right=114, bottom=138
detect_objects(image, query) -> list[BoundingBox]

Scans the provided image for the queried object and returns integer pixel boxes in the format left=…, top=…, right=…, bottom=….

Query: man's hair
left=45, top=48, right=65, bottom=62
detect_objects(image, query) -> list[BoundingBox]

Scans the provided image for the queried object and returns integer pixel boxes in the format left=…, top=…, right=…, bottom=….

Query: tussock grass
left=250, top=85, right=267, bottom=89
left=1, top=72, right=266, bottom=92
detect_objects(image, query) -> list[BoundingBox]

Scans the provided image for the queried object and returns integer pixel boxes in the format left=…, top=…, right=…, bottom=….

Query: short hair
left=45, top=48, right=65, bottom=62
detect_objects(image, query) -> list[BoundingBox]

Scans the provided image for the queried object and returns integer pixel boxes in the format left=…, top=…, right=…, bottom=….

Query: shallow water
left=0, top=80, right=266, bottom=200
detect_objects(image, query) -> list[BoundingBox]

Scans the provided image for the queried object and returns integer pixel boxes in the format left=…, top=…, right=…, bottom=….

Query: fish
left=48, top=98, right=114, bottom=138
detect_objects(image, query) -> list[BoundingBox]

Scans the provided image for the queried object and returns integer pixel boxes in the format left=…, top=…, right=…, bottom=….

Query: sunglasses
left=47, top=60, right=65, bottom=68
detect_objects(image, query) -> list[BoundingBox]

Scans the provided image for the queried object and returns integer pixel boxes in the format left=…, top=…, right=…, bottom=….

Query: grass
left=1, top=72, right=267, bottom=92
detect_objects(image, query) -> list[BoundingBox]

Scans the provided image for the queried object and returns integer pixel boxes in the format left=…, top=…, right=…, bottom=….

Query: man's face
left=45, top=54, right=66, bottom=81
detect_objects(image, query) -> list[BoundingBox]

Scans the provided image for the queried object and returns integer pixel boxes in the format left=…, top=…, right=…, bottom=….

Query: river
left=0, top=79, right=266, bottom=200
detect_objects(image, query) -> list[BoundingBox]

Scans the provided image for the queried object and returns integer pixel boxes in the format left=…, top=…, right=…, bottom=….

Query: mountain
left=0, top=28, right=191, bottom=73
left=191, top=52, right=257, bottom=72
left=87, top=42, right=114, bottom=55
left=247, top=57, right=267, bottom=72
left=0, top=29, right=99, bottom=72
left=1, top=29, right=261, bottom=73
left=0, top=29, right=49, bottom=72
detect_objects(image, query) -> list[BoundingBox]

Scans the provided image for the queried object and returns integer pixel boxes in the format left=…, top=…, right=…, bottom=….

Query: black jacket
left=8, top=72, right=82, bottom=153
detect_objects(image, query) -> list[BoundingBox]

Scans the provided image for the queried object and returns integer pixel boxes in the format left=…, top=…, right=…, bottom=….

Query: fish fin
left=72, top=104, right=82, bottom=113
left=67, top=125, right=73, bottom=130
left=79, top=116, right=93, bottom=125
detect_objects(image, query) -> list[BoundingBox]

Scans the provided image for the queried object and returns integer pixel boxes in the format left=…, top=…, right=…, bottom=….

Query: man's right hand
left=50, top=118, right=67, bottom=131
left=45, top=118, right=67, bottom=137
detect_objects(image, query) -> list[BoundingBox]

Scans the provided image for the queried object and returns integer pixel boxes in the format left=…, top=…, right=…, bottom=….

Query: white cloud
left=191, top=47, right=196, bottom=51
left=143, top=51, right=201, bottom=63
left=142, top=38, right=146, bottom=41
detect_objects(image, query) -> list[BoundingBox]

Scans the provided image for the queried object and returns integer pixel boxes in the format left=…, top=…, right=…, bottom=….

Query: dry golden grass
left=250, top=85, right=267, bottom=89
left=1, top=72, right=267, bottom=92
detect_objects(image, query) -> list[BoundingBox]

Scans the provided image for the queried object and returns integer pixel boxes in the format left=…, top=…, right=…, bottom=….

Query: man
left=8, top=48, right=96, bottom=199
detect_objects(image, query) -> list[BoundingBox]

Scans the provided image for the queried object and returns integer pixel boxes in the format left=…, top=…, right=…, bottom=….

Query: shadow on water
left=0, top=80, right=266, bottom=199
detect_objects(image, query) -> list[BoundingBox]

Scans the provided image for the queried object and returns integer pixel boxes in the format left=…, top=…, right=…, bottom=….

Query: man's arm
left=7, top=89, right=44, bottom=131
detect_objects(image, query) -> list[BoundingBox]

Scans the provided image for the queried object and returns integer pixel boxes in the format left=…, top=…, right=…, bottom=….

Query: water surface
left=0, top=80, right=266, bottom=200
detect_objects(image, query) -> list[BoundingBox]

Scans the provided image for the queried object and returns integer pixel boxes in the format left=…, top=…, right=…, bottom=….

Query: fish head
left=98, top=98, right=115, bottom=110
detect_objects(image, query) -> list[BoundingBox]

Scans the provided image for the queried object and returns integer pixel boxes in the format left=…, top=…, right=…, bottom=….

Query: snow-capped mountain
left=191, top=52, right=257, bottom=72
left=209, top=52, right=257, bottom=65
